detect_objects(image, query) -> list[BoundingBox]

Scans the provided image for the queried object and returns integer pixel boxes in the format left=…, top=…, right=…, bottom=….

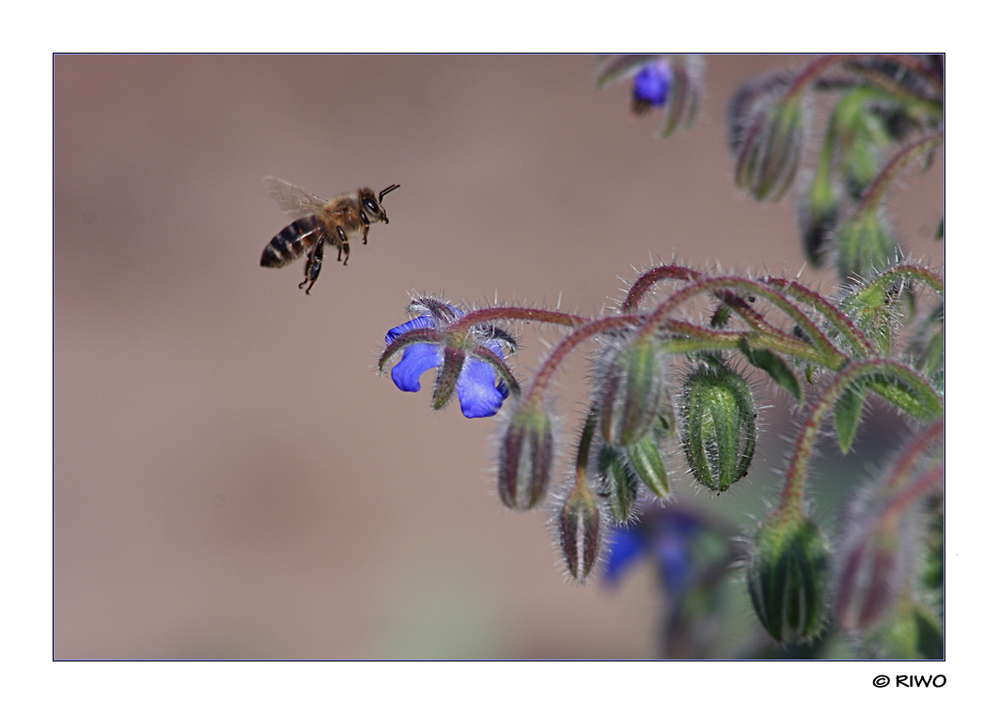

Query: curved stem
left=779, top=359, right=943, bottom=513
left=857, top=130, right=944, bottom=214
left=524, top=315, right=642, bottom=403
left=862, top=263, right=943, bottom=296
left=885, top=420, right=943, bottom=490
left=881, top=465, right=943, bottom=522
left=764, top=277, right=878, bottom=357
left=621, top=264, right=702, bottom=313
left=643, top=275, right=849, bottom=367
left=449, top=306, right=587, bottom=334
left=788, top=55, right=845, bottom=96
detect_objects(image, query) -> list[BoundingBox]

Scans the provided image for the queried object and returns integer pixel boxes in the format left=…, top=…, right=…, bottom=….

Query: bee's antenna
left=379, top=184, right=401, bottom=203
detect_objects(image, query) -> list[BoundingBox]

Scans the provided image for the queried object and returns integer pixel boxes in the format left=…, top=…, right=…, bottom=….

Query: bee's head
left=360, top=184, right=401, bottom=224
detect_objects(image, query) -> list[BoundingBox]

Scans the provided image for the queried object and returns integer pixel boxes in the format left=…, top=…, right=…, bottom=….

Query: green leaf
left=740, top=340, right=803, bottom=404
left=867, top=373, right=942, bottom=422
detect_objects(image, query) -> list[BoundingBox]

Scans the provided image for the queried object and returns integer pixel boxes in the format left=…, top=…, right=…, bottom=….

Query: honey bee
left=260, top=176, right=400, bottom=294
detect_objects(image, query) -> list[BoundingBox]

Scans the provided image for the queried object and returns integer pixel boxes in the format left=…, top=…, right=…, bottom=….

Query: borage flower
left=596, top=54, right=702, bottom=138
left=631, top=60, right=672, bottom=114
left=381, top=297, right=518, bottom=419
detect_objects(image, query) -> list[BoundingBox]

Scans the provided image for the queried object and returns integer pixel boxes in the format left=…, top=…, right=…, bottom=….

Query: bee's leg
left=359, top=212, right=370, bottom=245
left=336, top=226, right=350, bottom=266
left=299, top=236, right=325, bottom=294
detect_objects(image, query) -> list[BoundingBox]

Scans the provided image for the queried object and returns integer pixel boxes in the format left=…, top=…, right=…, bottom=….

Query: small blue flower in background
left=604, top=505, right=701, bottom=595
left=604, top=503, right=740, bottom=657
left=385, top=308, right=513, bottom=419
left=632, top=60, right=672, bottom=114
left=596, top=55, right=701, bottom=138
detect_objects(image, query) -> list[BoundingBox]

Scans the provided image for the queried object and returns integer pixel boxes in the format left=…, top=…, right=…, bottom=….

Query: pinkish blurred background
left=54, top=55, right=942, bottom=659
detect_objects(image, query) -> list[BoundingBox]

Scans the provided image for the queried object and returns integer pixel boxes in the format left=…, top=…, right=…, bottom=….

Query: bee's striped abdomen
left=260, top=215, right=323, bottom=268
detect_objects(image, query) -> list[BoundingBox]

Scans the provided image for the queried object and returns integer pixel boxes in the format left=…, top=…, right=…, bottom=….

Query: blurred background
left=53, top=54, right=942, bottom=659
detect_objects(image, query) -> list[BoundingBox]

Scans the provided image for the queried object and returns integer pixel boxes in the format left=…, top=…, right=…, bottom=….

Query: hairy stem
left=779, top=359, right=943, bottom=513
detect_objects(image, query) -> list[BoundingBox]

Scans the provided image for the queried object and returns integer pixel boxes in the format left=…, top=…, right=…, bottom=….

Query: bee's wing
left=262, top=176, right=329, bottom=217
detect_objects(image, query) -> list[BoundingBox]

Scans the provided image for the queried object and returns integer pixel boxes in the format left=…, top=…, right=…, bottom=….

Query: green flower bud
left=835, top=208, right=897, bottom=280
left=838, top=270, right=902, bottom=355
left=557, top=484, right=605, bottom=583
left=497, top=400, right=554, bottom=510
left=680, top=364, right=756, bottom=493
left=733, top=93, right=805, bottom=202
left=746, top=513, right=829, bottom=643
left=598, top=335, right=669, bottom=447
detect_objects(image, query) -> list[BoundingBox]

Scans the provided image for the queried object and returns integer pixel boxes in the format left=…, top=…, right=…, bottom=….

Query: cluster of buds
left=724, top=55, right=943, bottom=279
left=831, top=421, right=943, bottom=652
left=379, top=257, right=942, bottom=647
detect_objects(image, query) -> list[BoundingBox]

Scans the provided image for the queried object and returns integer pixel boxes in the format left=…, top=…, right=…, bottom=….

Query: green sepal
left=833, top=384, right=866, bottom=454
left=625, top=431, right=671, bottom=500
left=433, top=346, right=463, bottom=410
left=739, top=340, right=803, bottom=404
left=595, top=55, right=658, bottom=89
left=596, top=445, right=640, bottom=523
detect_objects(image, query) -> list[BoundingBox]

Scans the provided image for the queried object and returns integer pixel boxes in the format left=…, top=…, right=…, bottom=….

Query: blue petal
left=456, top=357, right=507, bottom=418
left=654, top=537, right=693, bottom=595
left=386, top=315, right=434, bottom=344
left=653, top=512, right=699, bottom=593
left=603, top=527, right=646, bottom=585
left=391, top=343, right=442, bottom=392
left=633, top=61, right=671, bottom=107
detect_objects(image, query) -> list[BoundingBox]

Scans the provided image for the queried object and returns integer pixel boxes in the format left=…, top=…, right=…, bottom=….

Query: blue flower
left=632, top=60, right=672, bottom=112
left=385, top=313, right=512, bottom=419
left=605, top=508, right=697, bottom=594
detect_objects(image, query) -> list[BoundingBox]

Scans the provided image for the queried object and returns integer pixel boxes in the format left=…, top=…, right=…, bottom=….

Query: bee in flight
left=260, top=176, right=400, bottom=294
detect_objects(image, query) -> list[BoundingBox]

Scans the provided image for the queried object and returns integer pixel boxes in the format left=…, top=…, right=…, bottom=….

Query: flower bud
left=835, top=207, right=897, bottom=280
left=731, top=83, right=805, bottom=202
left=833, top=475, right=925, bottom=633
left=680, top=364, right=756, bottom=493
left=557, top=484, right=605, bottom=583
left=833, top=519, right=908, bottom=633
left=746, top=513, right=829, bottom=643
left=598, top=335, right=668, bottom=447
left=631, top=59, right=671, bottom=115
left=798, top=170, right=839, bottom=267
left=838, top=269, right=902, bottom=355
left=497, top=400, right=554, bottom=510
